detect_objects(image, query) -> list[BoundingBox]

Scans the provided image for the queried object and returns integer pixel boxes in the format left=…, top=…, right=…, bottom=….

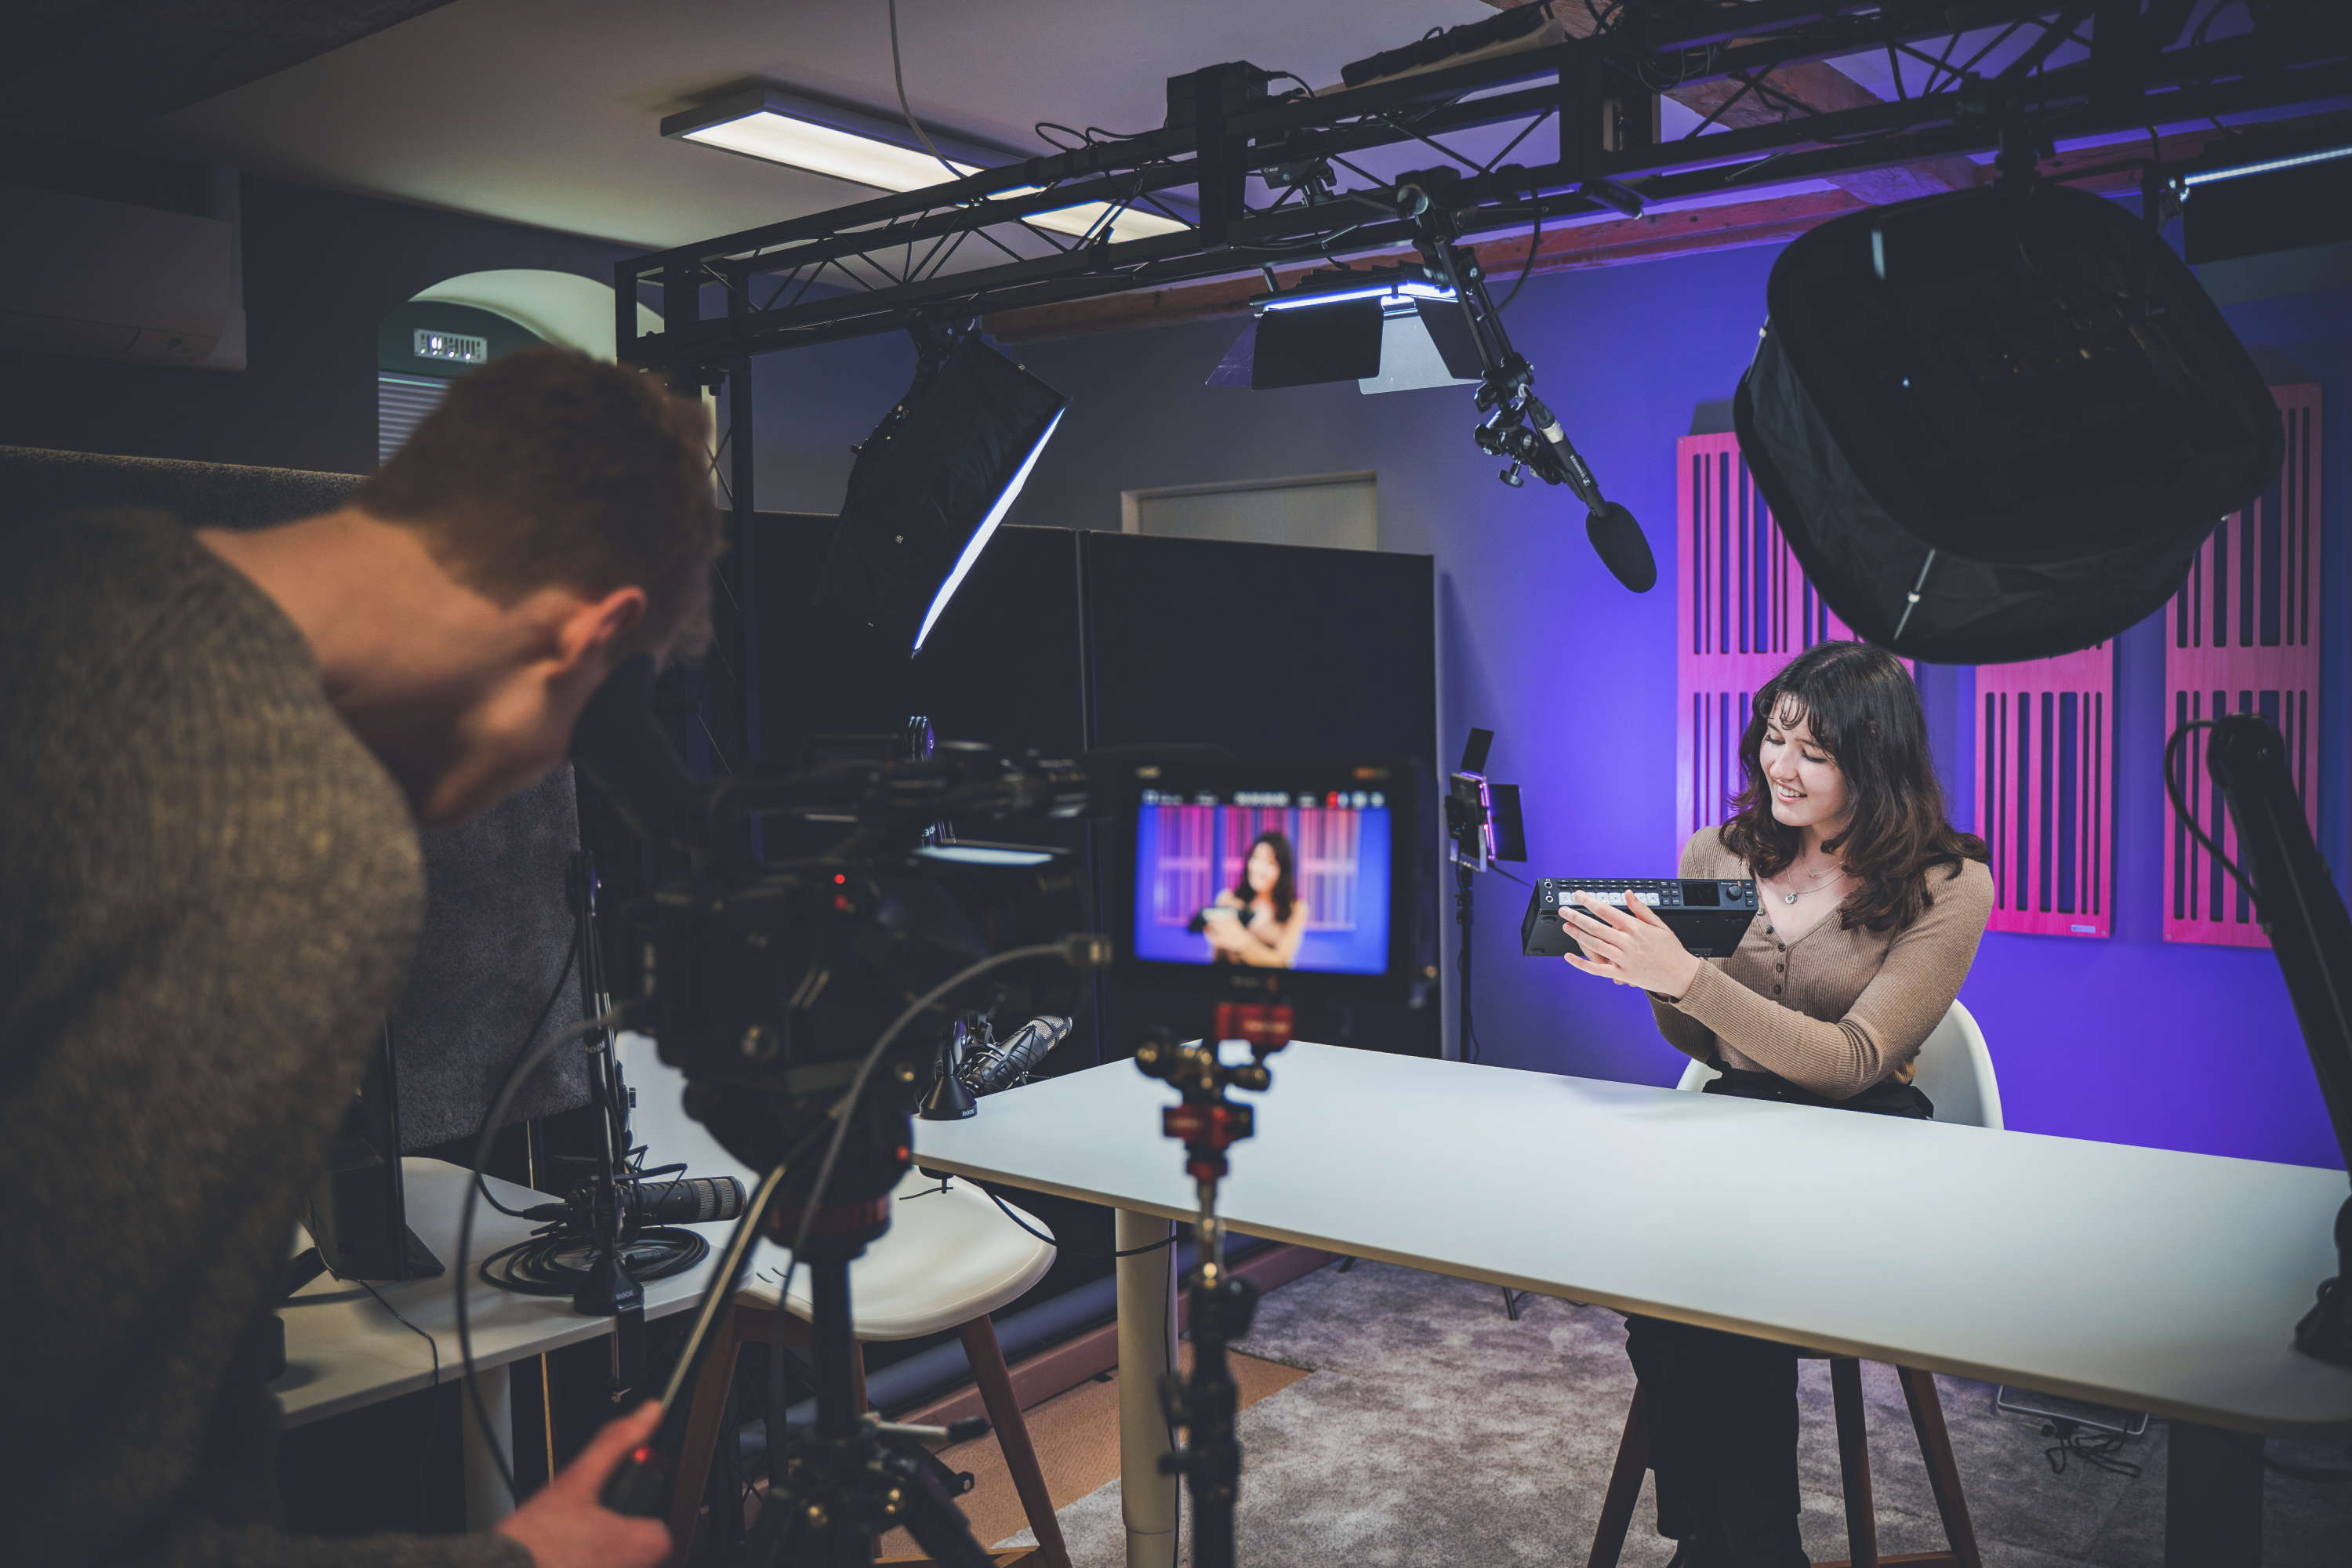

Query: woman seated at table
left=1558, top=640, right=1991, bottom=1568
left=1198, top=829, right=1312, bottom=968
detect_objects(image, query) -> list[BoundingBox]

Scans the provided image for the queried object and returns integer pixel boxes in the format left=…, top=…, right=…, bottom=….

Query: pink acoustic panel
left=1675, top=434, right=1876, bottom=841
left=2164, top=384, right=2324, bottom=948
left=1976, top=645, right=2114, bottom=938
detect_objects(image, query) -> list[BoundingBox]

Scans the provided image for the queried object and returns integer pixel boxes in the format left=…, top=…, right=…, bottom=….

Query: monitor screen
left=1129, top=785, right=1394, bottom=974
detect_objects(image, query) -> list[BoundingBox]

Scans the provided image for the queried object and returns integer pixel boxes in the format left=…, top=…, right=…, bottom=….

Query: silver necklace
left=1780, top=863, right=1845, bottom=906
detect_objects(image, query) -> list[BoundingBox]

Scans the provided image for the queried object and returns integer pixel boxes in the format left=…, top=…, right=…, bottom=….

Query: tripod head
left=1135, top=1000, right=1293, bottom=1189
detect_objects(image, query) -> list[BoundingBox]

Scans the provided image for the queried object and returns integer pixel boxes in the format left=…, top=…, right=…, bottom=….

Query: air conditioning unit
left=0, top=184, right=245, bottom=369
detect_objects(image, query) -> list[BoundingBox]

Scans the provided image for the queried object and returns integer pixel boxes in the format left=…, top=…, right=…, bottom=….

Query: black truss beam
left=621, top=5, right=2349, bottom=368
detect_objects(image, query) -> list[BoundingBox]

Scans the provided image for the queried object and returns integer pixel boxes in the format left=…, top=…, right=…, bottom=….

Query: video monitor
left=1119, top=763, right=1410, bottom=993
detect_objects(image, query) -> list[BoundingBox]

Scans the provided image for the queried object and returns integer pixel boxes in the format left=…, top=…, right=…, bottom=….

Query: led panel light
left=1259, top=280, right=1456, bottom=312
left=664, top=86, right=1189, bottom=242
left=2182, top=143, right=2352, bottom=188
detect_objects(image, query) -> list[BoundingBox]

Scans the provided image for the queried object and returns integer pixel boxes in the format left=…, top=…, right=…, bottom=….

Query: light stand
left=1134, top=999, right=1294, bottom=1568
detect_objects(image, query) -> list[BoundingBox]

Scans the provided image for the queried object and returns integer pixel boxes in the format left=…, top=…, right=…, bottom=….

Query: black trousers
left=1623, top=1069, right=1933, bottom=1565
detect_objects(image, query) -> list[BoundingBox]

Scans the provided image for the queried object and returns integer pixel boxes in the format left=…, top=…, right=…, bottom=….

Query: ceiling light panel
left=666, top=86, right=1190, bottom=243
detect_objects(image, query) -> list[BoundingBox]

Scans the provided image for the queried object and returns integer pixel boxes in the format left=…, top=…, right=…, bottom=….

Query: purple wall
left=757, top=234, right=2350, bottom=1172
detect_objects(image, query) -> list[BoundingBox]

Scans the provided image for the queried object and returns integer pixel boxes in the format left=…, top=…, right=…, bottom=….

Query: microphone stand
left=1388, top=172, right=1655, bottom=592
left=2187, top=716, right=2352, bottom=1363
left=565, top=850, right=650, bottom=1404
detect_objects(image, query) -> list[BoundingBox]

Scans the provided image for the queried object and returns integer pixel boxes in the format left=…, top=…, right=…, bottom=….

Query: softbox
left=1735, top=181, right=2281, bottom=662
left=819, top=335, right=1067, bottom=652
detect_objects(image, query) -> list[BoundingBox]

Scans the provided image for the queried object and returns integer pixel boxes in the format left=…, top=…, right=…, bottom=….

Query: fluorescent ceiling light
left=914, top=405, right=1065, bottom=652
left=664, top=86, right=1189, bottom=242
left=2182, top=143, right=2352, bottom=188
left=681, top=111, right=975, bottom=194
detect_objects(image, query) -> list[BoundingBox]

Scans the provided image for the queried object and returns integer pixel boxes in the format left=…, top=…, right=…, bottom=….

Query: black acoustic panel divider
left=751, top=517, right=1086, bottom=766
left=1080, top=531, right=1440, bottom=1062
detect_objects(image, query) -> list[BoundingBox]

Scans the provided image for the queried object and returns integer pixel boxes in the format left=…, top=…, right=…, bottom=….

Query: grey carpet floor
left=1005, top=1260, right=2352, bottom=1566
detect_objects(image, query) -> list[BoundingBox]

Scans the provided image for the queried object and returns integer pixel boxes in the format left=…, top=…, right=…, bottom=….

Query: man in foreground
left=1, top=349, right=723, bottom=1567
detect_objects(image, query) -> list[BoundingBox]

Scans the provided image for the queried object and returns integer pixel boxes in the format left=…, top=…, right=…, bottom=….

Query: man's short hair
left=353, top=347, right=722, bottom=659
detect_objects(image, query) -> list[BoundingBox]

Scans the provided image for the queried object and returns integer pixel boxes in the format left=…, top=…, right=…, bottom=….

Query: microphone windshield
left=958, top=1015, right=1073, bottom=1097
left=1587, top=502, right=1657, bottom=593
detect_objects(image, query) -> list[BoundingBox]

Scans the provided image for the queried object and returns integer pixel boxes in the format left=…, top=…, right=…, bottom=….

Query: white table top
left=913, top=1042, right=2352, bottom=1438
left=273, top=1158, right=736, bottom=1428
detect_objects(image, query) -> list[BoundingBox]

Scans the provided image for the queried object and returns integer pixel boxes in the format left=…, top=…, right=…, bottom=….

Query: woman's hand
left=1199, top=909, right=1245, bottom=953
left=1560, top=892, right=1704, bottom=1000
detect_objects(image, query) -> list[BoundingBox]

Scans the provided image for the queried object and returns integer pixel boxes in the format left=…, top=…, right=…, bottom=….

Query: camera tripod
left=1133, top=999, right=1294, bottom=1568
left=601, top=1076, right=996, bottom=1567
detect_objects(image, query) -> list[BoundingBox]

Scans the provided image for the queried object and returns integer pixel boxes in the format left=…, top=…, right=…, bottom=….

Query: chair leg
left=1898, top=1367, right=1982, bottom=1568
left=663, top=1310, right=749, bottom=1568
left=1501, top=1286, right=1522, bottom=1320
left=959, top=1316, right=1072, bottom=1568
left=1828, top=1358, right=1878, bottom=1568
left=1584, top=1385, right=1649, bottom=1568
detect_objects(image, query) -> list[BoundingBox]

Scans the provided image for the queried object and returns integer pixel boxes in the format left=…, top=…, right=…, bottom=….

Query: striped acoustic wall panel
left=1675, top=434, right=1877, bottom=840
left=2164, top=383, right=2324, bottom=949
left=1976, top=645, right=2114, bottom=938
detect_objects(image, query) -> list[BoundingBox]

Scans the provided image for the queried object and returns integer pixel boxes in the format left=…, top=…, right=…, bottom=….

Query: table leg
left=1116, top=1209, right=1178, bottom=1568
left=2165, top=1421, right=2263, bottom=1566
left=462, top=1362, right=517, bottom=1530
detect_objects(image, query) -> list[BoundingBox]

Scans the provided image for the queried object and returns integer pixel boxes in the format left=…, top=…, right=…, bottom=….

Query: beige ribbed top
left=1648, top=826, right=1994, bottom=1100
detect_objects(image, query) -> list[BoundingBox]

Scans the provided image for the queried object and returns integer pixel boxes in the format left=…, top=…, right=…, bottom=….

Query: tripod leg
left=1115, top=1209, right=1178, bottom=1568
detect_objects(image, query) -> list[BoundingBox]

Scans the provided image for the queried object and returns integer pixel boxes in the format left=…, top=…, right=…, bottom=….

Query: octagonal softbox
left=1735, top=181, right=2281, bottom=663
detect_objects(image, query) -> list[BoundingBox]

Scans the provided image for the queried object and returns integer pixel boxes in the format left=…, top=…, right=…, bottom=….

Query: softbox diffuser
left=819, top=335, right=1067, bottom=652
left=1735, top=182, right=2281, bottom=662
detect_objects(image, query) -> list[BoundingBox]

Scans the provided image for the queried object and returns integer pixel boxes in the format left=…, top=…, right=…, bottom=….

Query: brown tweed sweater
left=1648, top=826, right=1994, bottom=1098
left=0, top=511, right=528, bottom=1567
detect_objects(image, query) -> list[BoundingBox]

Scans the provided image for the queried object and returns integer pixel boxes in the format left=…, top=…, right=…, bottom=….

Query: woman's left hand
left=1561, top=893, right=1704, bottom=999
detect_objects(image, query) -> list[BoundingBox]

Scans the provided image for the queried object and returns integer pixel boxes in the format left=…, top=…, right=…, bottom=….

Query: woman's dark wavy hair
left=1720, top=641, right=1987, bottom=935
left=1235, top=830, right=1298, bottom=924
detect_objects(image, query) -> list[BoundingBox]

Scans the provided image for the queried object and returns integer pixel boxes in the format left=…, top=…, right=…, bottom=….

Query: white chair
left=1671, top=996, right=2004, bottom=1131
left=1596, top=1000, right=1998, bottom=1568
left=612, top=1036, right=1068, bottom=1568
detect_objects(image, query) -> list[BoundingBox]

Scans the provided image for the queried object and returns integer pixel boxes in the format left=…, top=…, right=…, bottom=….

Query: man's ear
left=555, top=586, right=648, bottom=676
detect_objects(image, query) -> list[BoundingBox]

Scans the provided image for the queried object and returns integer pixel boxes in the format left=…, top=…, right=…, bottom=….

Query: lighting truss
left=618, top=1, right=2350, bottom=372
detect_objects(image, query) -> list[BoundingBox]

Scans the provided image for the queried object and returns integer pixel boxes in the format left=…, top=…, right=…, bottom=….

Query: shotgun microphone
left=958, top=1015, right=1072, bottom=1097
left=632, top=1176, right=747, bottom=1225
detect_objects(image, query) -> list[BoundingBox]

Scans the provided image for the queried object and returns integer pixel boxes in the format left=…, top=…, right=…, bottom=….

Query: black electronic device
left=296, top=1024, right=441, bottom=1287
left=1114, top=760, right=1415, bottom=1004
left=1521, top=878, right=1760, bottom=960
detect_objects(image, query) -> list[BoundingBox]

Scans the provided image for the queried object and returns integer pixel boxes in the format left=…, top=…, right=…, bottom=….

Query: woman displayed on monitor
left=1198, top=829, right=1311, bottom=968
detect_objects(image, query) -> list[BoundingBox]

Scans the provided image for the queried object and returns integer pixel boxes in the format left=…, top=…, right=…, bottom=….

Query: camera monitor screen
left=1130, top=783, right=1394, bottom=975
